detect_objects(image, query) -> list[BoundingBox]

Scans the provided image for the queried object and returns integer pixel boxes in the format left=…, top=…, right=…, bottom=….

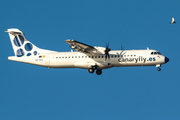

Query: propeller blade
left=105, top=54, right=107, bottom=60
left=104, top=42, right=111, bottom=60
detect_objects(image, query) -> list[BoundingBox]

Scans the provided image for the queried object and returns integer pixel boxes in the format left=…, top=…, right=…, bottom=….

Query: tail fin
left=6, top=28, right=55, bottom=57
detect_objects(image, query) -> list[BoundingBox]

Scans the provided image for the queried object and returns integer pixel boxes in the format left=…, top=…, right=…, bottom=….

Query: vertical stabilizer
left=6, top=28, right=56, bottom=57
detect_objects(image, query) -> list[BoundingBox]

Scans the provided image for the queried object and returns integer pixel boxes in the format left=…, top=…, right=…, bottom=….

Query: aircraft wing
left=65, top=39, right=102, bottom=54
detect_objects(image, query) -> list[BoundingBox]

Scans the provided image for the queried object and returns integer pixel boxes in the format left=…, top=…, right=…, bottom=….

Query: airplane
left=6, top=28, right=169, bottom=75
left=170, top=17, right=176, bottom=24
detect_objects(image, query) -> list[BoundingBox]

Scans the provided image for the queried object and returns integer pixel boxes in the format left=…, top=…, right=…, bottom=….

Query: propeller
left=104, top=42, right=111, bottom=60
left=120, top=44, right=125, bottom=50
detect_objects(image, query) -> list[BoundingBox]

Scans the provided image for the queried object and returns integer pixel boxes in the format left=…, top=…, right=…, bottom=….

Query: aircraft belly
left=74, top=62, right=89, bottom=69
left=117, top=61, right=164, bottom=67
left=116, top=61, right=161, bottom=67
left=8, top=56, right=48, bottom=67
left=49, top=59, right=75, bottom=68
left=48, top=58, right=111, bottom=69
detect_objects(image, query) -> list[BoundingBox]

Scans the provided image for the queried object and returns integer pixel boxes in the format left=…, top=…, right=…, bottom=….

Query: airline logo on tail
left=6, top=29, right=38, bottom=57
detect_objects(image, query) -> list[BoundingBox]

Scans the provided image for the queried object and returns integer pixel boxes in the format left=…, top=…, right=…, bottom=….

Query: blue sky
left=0, top=0, right=180, bottom=120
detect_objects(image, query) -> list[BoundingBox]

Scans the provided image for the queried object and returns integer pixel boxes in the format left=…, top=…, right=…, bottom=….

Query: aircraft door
left=45, top=58, right=50, bottom=65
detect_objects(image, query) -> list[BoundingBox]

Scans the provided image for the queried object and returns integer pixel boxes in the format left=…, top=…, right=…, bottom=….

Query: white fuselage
left=8, top=49, right=167, bottom=69
left=6, top=28, right=169, bottom=75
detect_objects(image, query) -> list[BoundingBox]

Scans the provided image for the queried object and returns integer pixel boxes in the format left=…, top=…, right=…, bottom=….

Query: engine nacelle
left=93, top=46, right=106, bottom=54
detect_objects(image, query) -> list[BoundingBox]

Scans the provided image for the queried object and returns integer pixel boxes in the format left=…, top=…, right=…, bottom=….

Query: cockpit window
left=151, top=52, right=162, bottom=55
left=157, top=52, right=161, bottom=55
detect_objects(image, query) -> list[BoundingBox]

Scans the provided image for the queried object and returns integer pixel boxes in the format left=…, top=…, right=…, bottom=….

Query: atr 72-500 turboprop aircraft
left=6, top=28, right=169, bottom=75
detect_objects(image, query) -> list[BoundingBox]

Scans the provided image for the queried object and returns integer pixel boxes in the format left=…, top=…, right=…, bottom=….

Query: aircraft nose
left=165, top=57, right=169, bottom=63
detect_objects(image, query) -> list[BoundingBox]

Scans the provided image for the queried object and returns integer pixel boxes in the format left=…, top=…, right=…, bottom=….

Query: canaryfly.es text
left=118, top=56, right=147, bottom=63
